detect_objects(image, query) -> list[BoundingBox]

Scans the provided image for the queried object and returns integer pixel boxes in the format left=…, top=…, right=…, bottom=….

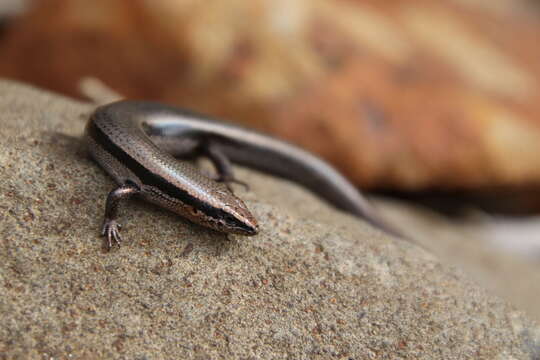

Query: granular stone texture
left=0, top=80, right=539, bottom=359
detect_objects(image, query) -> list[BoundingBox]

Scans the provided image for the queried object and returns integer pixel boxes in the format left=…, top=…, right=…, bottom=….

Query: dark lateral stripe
left=87, top=119, right=236, bottom=224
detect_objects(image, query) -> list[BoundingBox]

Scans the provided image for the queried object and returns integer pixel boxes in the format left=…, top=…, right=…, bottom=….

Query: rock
left=1, top=0, right=540, bottom=193
left=0, top=79, right=539, bottom=358
left=0, top=0, right=27, bottom=18
left=378, top=197, right=540, bottom=326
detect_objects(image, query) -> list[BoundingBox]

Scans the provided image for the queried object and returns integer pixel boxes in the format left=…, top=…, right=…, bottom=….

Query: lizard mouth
left=232, top=216, right=259, bottom=236
left=243, top=223, right=259, bottom=236
left=226, top=212, right=259, bottom=235
left=241, top=214, right=259, bottom=235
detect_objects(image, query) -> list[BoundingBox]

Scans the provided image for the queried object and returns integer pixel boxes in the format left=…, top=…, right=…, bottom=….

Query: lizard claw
left=101, top=219, right=123, bottom=250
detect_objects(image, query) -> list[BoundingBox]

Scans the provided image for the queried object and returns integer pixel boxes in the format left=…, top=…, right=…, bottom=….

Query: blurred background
left=1, top=0, right=540, bottom=316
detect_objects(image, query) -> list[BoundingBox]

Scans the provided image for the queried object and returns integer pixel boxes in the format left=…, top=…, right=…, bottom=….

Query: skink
left=85, top=100, right=405, bottom=249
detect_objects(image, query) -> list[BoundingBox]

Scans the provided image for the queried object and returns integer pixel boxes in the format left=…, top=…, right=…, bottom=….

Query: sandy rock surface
left=1, top=80, right=539, bottom=359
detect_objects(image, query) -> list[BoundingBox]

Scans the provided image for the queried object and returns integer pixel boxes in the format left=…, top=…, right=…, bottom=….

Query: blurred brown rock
left=1, top=0, right=540, bottom=192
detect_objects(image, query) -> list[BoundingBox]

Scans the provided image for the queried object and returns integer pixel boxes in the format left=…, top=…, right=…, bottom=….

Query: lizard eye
left=224, top=214, right=236, bottom=224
